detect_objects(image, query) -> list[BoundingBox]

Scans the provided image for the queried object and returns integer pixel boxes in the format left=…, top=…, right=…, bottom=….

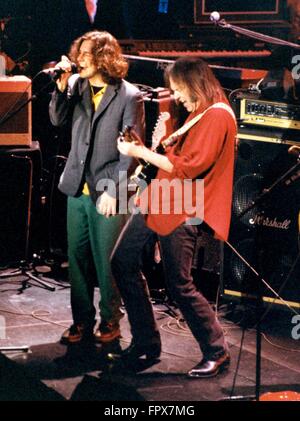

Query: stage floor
left=0, top=269, right=299, bottom=402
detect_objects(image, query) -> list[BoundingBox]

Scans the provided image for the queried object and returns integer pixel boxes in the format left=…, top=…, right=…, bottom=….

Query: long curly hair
left=69, top=31, right=128, bottom=84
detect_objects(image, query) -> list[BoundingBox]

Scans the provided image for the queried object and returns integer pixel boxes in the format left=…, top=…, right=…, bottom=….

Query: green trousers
left=67, top=194, right=126, bottom=326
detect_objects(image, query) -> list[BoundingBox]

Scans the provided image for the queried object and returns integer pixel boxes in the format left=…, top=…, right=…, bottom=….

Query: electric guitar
left=121, top=111, right=178, bottom=186
left=121, top=101, right=237, bottom=187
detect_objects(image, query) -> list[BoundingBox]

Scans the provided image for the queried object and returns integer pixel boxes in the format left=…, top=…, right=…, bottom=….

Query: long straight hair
left=165, top=57, right=226, bottom=109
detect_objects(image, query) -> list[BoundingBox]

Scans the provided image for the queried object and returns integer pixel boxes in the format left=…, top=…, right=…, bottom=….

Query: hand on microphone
left=49, top=55, right=75, bottom=92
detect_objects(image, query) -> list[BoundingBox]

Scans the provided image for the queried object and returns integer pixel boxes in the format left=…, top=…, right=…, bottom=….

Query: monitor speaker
left=221, top=131, right=300, bottom=309
left=0, top=76, right=32, bottom=147
left=0, top=142, right=41, bottom=265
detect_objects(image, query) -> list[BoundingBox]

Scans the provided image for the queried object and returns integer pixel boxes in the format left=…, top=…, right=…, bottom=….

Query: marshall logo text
left=250, top=215, right=291, bottom=230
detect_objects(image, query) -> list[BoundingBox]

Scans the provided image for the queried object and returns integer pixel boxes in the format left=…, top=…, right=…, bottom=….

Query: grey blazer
left=49, top=76, right=145, bottom=203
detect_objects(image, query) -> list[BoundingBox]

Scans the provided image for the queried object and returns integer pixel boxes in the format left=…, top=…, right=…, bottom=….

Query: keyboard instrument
left=124, top=54, right=267, bottom=91
left=120, top=39, right=272, bottom=66
left=138, top=49, right=271, bottom=59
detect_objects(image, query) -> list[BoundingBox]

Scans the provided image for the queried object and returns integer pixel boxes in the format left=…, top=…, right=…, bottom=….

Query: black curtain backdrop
left=1, top=1, right=194, bottom=73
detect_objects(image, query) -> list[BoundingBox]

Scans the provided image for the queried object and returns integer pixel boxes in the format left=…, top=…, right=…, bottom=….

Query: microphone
left=210, top=11, right=221, bottom=24
left=288, top=145, right=300, bottom=159
left=42, top=63, right=77, bottom=80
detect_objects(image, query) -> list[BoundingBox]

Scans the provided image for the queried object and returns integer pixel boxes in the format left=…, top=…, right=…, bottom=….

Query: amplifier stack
left=221, top=95, right=300, bottom=309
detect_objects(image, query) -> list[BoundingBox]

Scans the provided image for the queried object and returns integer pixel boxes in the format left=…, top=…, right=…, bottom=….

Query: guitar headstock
left=151, top=111, right=170, bottom=150
left=119, top=125, right=133, bottom=142
left=119, top=125, right=142, bottom=145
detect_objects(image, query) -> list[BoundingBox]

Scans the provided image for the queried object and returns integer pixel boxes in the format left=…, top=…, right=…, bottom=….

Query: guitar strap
left=130, top=102, right=236, bottom=190
left=162, top=102, right=236, bottom=148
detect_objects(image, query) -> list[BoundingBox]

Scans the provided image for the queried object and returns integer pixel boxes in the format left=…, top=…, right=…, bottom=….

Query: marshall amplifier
left=221, top=129, right=300, bottom=309
left=0, top=76, right=32, bottom=147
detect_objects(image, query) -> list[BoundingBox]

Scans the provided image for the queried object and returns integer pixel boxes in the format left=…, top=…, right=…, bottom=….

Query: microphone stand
left=224, top=150, right=300, bottom=403
left=0, top=71, right=56, bottom=130
left=0, top=72, right=60, bottom=292
left=238, top=156, right=300, bottom=218
left=211, top=13, right=300, bottom=401
left=0, top=71, right=64, bottom=355
left=213, top=15, right=300, bottom=50
left=0, top=67, right=75, bottom=130
left=223, top=240, right=299, bottom=401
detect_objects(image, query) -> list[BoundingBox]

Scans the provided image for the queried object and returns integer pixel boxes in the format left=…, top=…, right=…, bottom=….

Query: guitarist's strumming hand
left=118, top=128, right=173, bottom=174
left=117, top=129, right=145, bottom=159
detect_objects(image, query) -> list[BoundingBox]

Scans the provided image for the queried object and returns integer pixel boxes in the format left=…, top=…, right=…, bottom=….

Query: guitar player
left=109, top=57, right=237, bottom=378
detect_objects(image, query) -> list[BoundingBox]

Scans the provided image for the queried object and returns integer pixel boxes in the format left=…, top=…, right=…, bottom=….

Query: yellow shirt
left=82, top=84, right=107, bottom=195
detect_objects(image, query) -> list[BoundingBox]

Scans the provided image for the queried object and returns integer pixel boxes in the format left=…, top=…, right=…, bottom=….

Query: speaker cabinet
left=221, top=130, right=300, bottom=309
left=0, top=76, right=32, bottom=147
left=0, top=142, right=41, bottom=265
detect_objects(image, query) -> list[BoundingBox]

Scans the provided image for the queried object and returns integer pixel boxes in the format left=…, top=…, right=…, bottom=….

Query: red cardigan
left=140, top=105, right=237, bottom=240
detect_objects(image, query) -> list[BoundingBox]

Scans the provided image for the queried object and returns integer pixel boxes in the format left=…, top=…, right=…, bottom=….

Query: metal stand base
left=0, top=263, right=55, bottom=292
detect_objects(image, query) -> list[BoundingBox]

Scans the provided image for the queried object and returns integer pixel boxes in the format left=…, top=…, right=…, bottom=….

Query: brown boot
left=60, top=323, right=94, bottom=344
left=94, top=321, right=121, bottom=344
